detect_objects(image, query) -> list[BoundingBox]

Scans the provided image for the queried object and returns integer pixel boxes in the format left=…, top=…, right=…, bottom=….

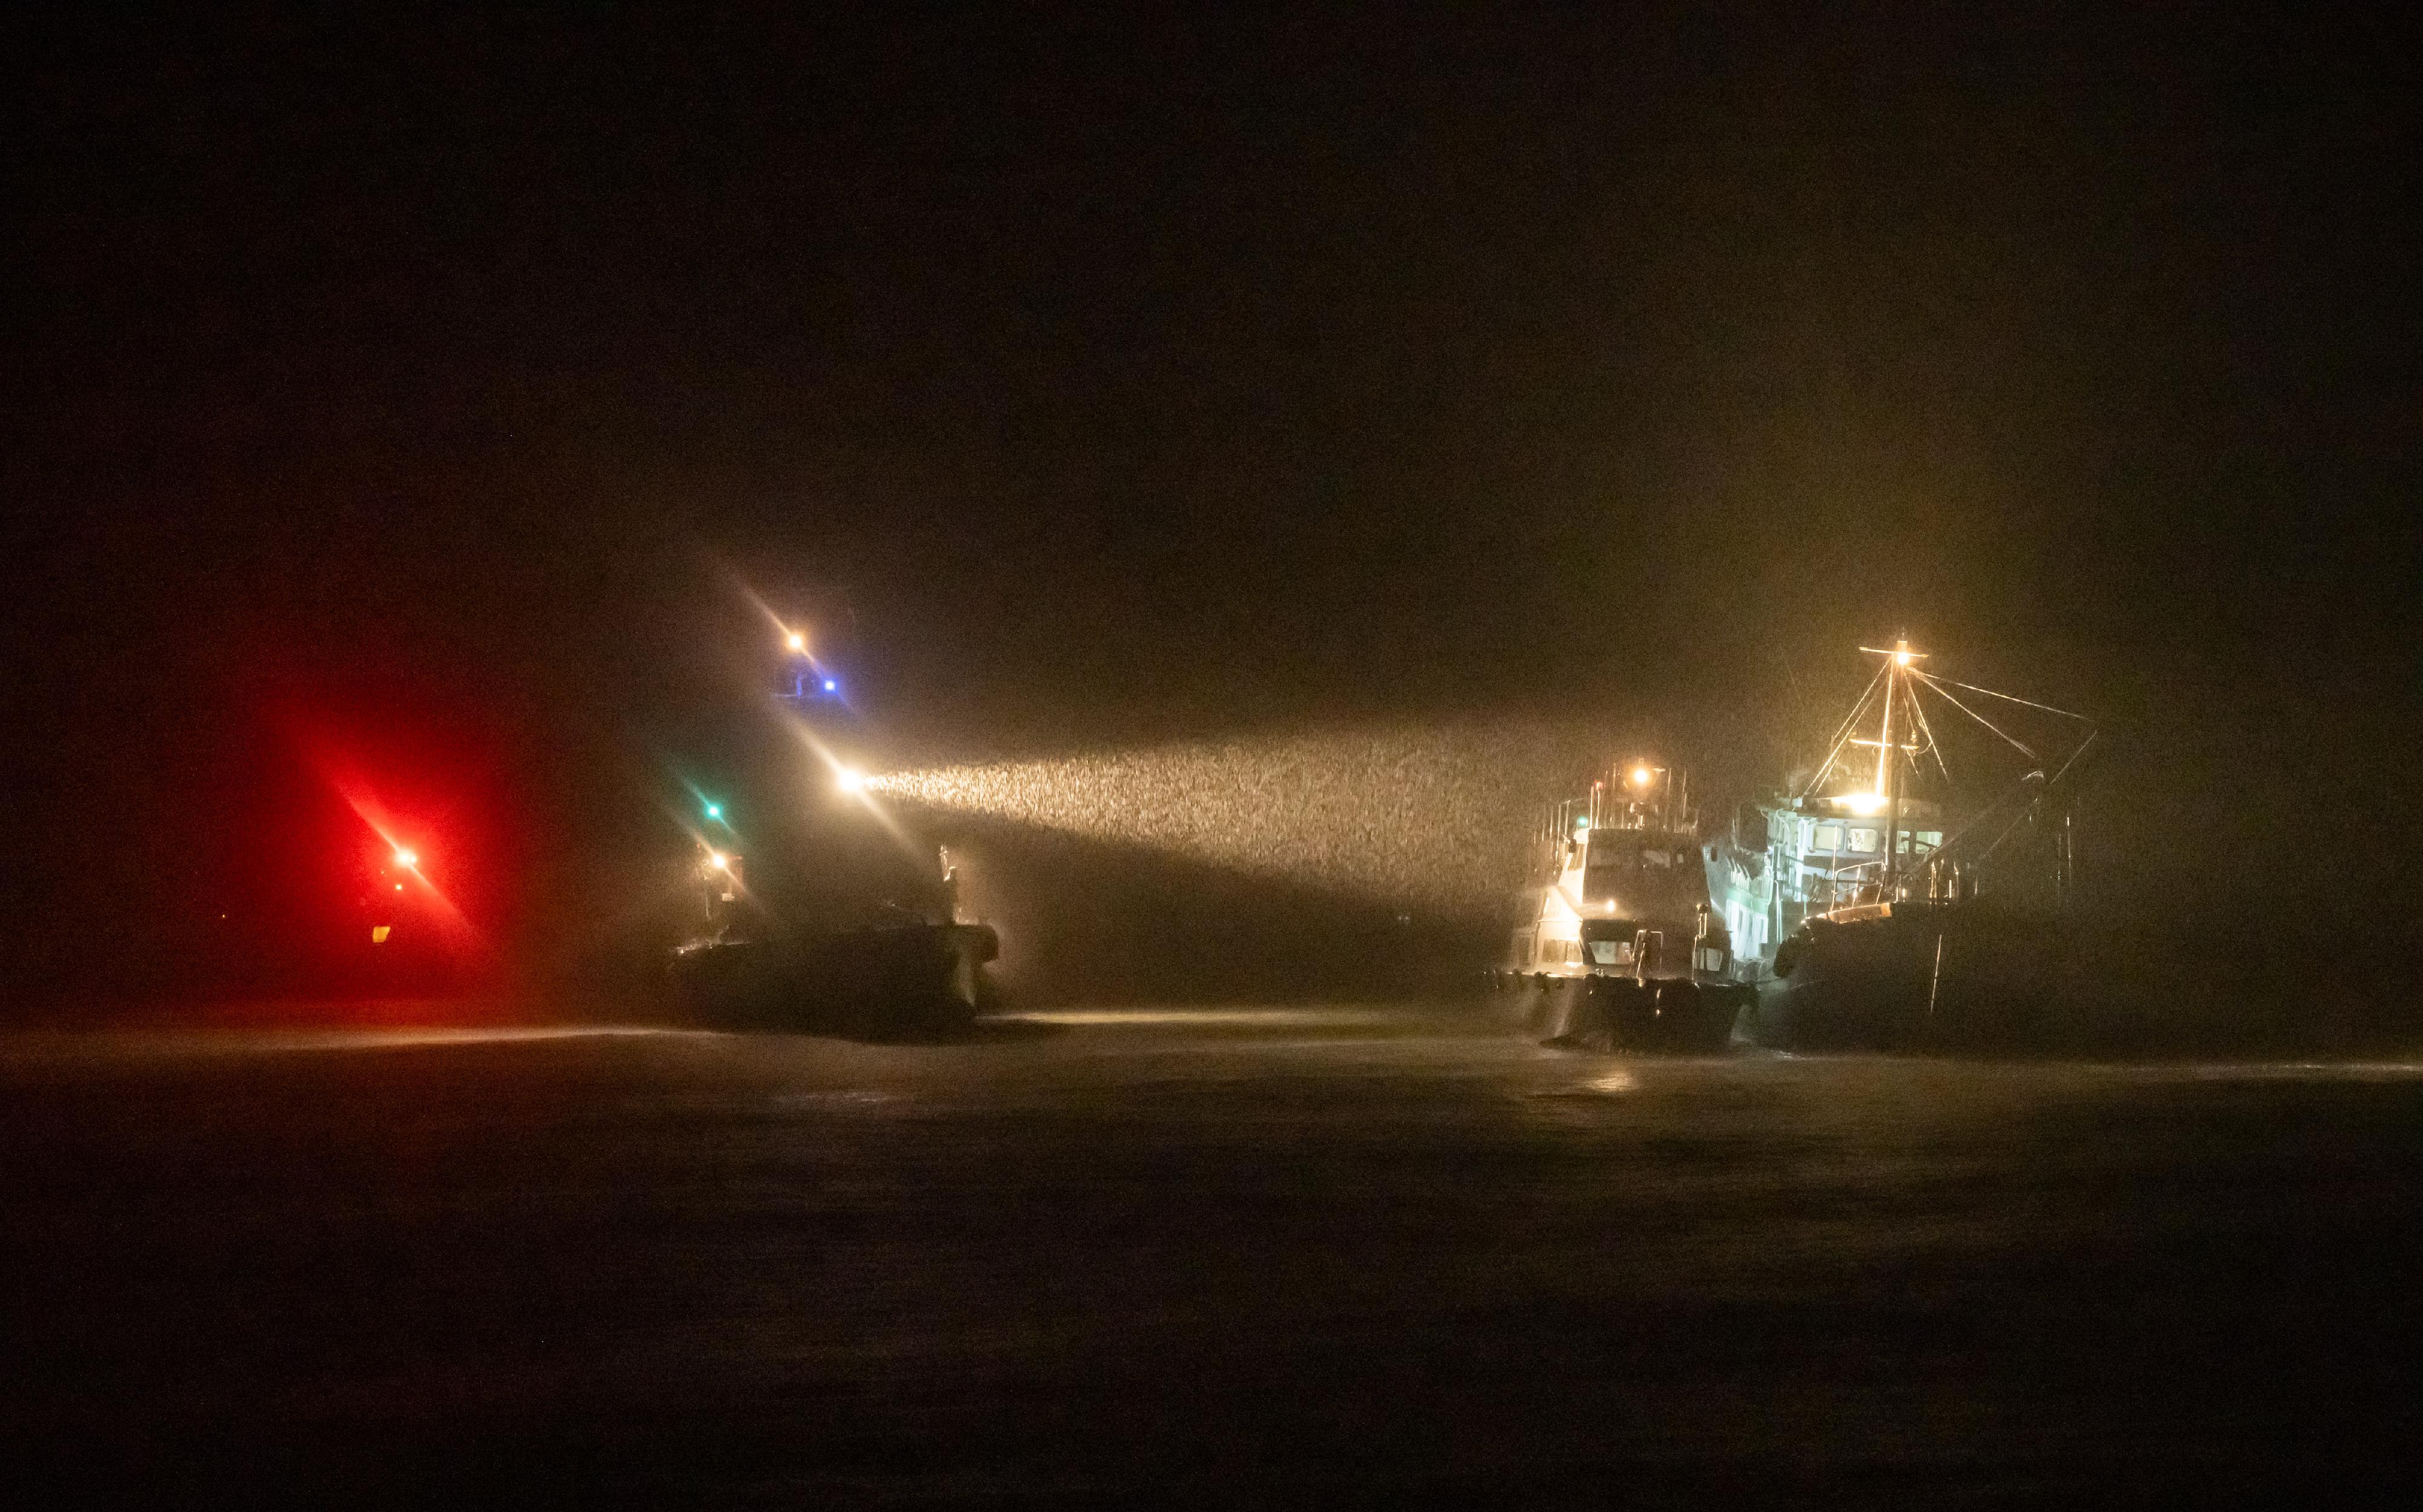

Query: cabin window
left=1812, top=823, right=1843, bottom=852
left=1585, top=939, right=1631, bottom=966
left=1846, top=827, right=1880, bottom=853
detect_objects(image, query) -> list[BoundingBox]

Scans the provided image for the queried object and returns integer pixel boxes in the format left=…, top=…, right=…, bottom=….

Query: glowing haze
left=867, top=723, right=1640, bottom=918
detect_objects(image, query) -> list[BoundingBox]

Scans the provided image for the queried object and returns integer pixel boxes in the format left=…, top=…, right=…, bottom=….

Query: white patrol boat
left=1495, top=760, right=1751, bottom=1053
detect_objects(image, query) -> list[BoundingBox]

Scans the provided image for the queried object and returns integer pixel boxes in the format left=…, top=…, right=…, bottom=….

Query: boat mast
left=1873, top=648, right=1895, bottom=797
left=1881, top=636, right=1910, bottom=900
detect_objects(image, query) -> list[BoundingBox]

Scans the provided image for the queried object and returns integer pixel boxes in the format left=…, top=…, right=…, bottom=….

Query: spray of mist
left=866, top=722, right=1639, bottom=919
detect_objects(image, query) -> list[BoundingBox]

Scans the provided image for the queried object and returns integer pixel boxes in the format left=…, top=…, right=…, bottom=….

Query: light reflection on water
left=2118, top=1061, right=2423, bottom=1082
left=1003, top=1008, right=1417, bottom=1027
left=0, top=1026, right=698, bottom=1061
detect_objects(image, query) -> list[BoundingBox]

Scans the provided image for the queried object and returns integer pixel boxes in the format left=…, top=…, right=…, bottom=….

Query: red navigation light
left=393, top=847, right=418, bottom=868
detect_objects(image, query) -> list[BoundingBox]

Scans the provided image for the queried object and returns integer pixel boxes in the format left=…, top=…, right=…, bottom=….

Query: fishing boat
left=1714, top=638, right=2098, bottom=1050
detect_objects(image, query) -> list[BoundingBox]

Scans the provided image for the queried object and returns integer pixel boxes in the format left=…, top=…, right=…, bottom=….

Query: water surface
left=5, top=1006, right=2418, bottom=1502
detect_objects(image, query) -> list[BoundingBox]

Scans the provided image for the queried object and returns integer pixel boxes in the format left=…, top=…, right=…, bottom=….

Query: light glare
left=865, top=723, right=1629, bottom=915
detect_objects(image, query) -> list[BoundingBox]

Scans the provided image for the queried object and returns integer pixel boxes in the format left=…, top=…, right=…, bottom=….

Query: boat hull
left=1506, top=973, right=1749, bottom=1054
left=1751, top=906, right=2060, bottom=1053
left=670, top=922, right=999, bottom=1038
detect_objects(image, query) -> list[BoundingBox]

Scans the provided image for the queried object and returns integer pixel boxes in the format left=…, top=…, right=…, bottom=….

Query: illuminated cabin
left=1711, top=794, right=1947, bottom=978
left=1505, top=763, right=1734, bottom=984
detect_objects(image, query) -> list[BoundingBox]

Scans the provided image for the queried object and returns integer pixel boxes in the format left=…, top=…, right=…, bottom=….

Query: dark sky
left=4, top=7, right=2416, bottom=999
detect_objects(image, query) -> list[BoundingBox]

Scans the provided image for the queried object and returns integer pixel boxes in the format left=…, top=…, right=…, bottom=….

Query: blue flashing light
left=822, top=678, right=838, bottom=693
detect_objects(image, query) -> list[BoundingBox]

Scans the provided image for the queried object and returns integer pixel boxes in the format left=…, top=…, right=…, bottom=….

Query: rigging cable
left=1899, top=667, right=1954, bottom=785
left=1797, top=662, right=1890, bottom=800
left=1912, top=671, right=2038, bottom=762
left=1918, top=673, right=2090, bottom=723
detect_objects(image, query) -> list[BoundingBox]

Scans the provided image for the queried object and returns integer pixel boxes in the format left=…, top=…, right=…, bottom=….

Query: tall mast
left=1882, top=635, right=1909, bottom=898
left=1874, top=648, right=1896, bottom=796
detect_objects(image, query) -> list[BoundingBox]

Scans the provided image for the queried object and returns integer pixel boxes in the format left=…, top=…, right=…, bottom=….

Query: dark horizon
left=5, top=7, right=2416, bottom=1012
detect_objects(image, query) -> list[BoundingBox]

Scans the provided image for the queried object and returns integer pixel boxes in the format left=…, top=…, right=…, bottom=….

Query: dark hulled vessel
left=1726, top=638, right=2097, bottom=1052
left=663, top=618, right=1001, bottom=1038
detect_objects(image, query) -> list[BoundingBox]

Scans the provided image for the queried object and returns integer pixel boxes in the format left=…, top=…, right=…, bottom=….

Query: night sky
left=4, top=7, right=2416, bottom=1006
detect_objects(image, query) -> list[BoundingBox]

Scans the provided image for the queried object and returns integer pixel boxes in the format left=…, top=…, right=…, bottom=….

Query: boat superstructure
left=1497, top=760, right=1751, bottom=1052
